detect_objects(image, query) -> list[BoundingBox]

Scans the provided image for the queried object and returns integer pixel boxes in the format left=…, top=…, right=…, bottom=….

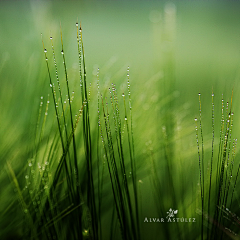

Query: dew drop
left=44, top=49, right=47, bottom=53
left=194, top=118, right=197, bottom=122
left=50, top=36, right=53, bottom=40
left=50, top=84, right=53, bottom=88
left=29, top=163, right=32, bottom=167
left=61, top=50, right=64, bottom=55
left=125, top=117, right=127, bottom=121
left=25, top=175, right=29, bottom=179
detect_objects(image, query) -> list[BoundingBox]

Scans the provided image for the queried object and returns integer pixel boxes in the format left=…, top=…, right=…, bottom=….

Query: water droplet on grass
left=44, top=49, right=47, bottom=53
left=50, top=36, right=53, bottom=40
left=25, top=175, right=29, bottom=179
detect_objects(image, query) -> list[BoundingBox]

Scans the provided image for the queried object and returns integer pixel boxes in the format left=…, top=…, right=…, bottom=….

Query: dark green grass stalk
left=60, top=25, right=79, bottom=199
left=60, top=26, right=84, bottom=239
left=76, top=22, right=98, bottom=240
left=194, top=112, right=204, bottom=240
left=96, top=69, right=104, bottom=240
left=198, top=93, right=205, bottom=240
left=123, top=105, right=139, bottom=239
left=207, top=91, right=215, bottom=239
left=125, top=68, right=140, bottom=240
left=50, top=35, right=70, bottom=163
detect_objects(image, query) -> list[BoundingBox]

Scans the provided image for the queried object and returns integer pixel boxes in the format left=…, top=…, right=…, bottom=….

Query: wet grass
left=1, top=7, right=240, bottom=239
left=3, top=23, right=141, bottom=240
left=195, top=91, right=240, bottom=240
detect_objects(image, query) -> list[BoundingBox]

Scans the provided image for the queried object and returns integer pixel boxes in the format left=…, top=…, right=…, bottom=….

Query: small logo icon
left=166, top=208, right=178, bottom=218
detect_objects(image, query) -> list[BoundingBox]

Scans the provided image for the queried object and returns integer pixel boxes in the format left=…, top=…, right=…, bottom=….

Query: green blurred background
left=1, top=0, right=240, bottom=239
left=1, top=0, right=240, bottom=131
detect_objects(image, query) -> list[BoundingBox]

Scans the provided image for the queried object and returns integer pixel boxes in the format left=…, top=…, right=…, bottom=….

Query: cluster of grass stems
left=5, top=23, right=140, bottom=240
left=195, top=91, right=240, bottom=240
